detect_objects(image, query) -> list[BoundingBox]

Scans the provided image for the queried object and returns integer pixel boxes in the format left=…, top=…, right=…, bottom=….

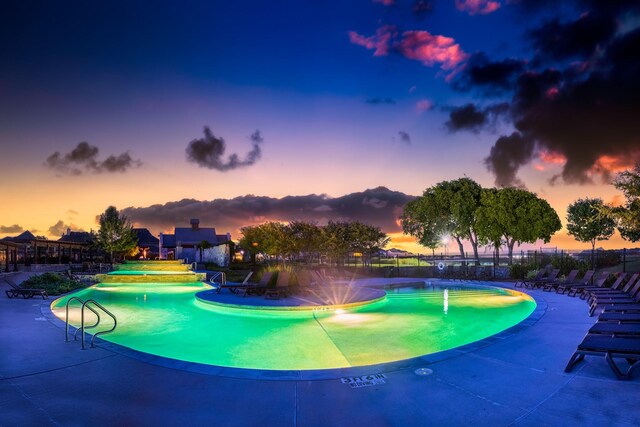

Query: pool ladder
left=65, top=297, right=117, bottom=350
left=209, top=271, right=226, bottom=287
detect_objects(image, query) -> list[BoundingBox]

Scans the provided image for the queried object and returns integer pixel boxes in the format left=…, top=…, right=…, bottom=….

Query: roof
left=58, top=231, right=93, bottom=244
left=133, top=228, right=159, bottom=246
left=160, top=234, right=176, bottom=248
left=174, top=227, right=217, bottom=245
left=4, top=231, right=37, bottom=243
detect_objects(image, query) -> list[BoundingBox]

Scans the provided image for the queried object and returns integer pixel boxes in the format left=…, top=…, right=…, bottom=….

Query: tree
left=96, top=206, right=138, bottom=263
left=566, top=198, right=616, bottom=268
left=283, top=221, right=323, bottom=264
left=348, top=221, right=390, bottom=267
left=401, top=196, right=445, bottom=255
left=198, top=240, right=213, bottom=263
left=401, top=178, right=483, bottom=262
left=476, top=187, right=562, bottom=265
left=239, top=222, right=288, bottom=261
left=612, top=164, right=640, bottom=241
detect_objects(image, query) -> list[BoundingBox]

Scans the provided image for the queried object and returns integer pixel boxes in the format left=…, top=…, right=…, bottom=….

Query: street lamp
left=441, top=236, right=449, bottom=257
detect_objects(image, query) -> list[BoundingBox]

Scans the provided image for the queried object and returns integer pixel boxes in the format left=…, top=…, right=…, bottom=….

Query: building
left=159, top=219, right=231, bottom=266
left=1, top=229, right=92, bottom=271
left=132, top=228, right=160, bottom=259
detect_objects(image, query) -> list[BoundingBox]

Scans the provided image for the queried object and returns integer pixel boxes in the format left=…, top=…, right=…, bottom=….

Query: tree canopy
left=96, top=206, right=138, bottom=262
left=239, top=220, right=388, bottom=266
left=612, top=164, right=640, bottom=241
left=566, top=198, right=616, bottom=250
left=476, top=187, right=562, bottom=264
left=401, top=178, right=483, bottom=260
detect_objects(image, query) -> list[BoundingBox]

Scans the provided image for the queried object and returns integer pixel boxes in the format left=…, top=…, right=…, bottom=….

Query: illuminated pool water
left=51, top=280, right=535, bottom=371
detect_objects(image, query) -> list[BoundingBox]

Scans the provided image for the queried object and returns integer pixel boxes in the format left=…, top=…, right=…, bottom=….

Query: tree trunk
left=469, top=232, right=480, bottom=265
left=591, top=240, right=596, bottom=270
left=507, top=240, right=516, bottom=265
left=454, top=236, right=465, bottom=258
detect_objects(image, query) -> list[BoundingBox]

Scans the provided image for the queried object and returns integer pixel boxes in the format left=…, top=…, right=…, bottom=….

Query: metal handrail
left=81, top=299, right=117, bottom=349
left=74, top=303, right=100, bottom=341
left=64, top=297, right=117, bottom=349
left=65, top=297, right=99, bottom=342
left=209, top=271, right=226, bottom=287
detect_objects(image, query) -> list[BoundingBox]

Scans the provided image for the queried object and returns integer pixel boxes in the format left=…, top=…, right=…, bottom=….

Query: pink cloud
left=455, top=0, right=501, bottom=15
left=591, top=155, right=636, bottom=175
left=539, top=150, right=567, bottom=165
left=348, top=25, right=396, bottom=57
left=416, top=99, right=434, bottom=112
left=373, top=0, right=395, bottom=5
left=349, top=27, right=468, bottom=74
left=545, top=87, right=559, bottom=99
left=399, top=31, right=468, bottom=71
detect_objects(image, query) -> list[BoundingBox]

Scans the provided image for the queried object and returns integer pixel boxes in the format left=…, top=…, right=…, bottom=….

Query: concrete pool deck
left=1, top=275, right=639, bottom=426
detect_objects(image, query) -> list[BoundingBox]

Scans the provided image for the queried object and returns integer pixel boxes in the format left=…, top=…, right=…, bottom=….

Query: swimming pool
left=51, top=271, right=535, bottom=371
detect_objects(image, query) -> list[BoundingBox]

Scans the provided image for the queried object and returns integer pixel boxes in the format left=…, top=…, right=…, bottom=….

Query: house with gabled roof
left=133, top=228, right=159, bottom=259
left=158, top=219, right=231, bottom=266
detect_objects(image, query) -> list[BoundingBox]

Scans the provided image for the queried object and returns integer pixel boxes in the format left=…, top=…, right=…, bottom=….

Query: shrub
left=21, top=272, right=86, bottom=296
left=595, top=250, right=621, bottom=268
left=509, top=264, right=532, bottom=280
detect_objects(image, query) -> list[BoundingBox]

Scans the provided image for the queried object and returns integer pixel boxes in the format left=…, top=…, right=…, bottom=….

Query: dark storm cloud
left=529, top=13, right=617, bottom=62
left=453, top=54, right=525, bottom=94
left=121, top=187, right=416, bottom=237
left=365, top=97, right=396, bottom=105
left=47, top=220, right=84, bottom=237
left=460, top=1, right=640, bottom=186
left=398, top=131, right=411, bottom=144
left=185, top=127, right=264, bottom=172
left=412, top=1, right=434, bottom=18
left=45, top=142, right=142, bottom=175
left=0, top=224, right=24, bottom=233
left=484, top=132, right=535, bottom=188
left=445, top=102, right=509, bottom=132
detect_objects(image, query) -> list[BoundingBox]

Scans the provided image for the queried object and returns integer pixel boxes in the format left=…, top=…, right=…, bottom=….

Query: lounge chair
left=542, top=269, right=579, bottom=292
left=4, top=276, right=48, bottom=299
left=214, top=271, right=254, bottom=294
left=565, top=334, right=640, bottom=380
left=595, top=282, right=640, bottom=315
left=524, top=269, right=560, bottom=289
left=588, top=278, right=640, bottom=316
left=583, top=273, right=638, bottom=305
left=598, top=312, right=640, bottom=323
left=515, top=267, right=550, bottom=288
left=555, top=270, right=593, bottom=295
left=583, top=273, right=635, bottom=302
left=294, top=270, right=319, bottom=296
left=588, top=322, right=640, bottom=335
left=264, top=271, right=290, bottom=300
left=565, top=271, right=602, bottom=297
left=234, top=272, right=273, bottom=297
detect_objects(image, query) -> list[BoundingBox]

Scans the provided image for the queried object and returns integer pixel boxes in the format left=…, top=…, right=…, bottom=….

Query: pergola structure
left=0, top=241, right=19, bottom=273
left=1, top=231, right=94, bottom=271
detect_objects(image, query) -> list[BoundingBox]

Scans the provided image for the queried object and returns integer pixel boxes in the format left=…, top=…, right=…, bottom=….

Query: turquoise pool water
left=51, top=280, right=535, bottom=370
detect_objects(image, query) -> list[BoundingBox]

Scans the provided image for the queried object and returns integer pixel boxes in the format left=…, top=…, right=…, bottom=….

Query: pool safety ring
left=437, top=262, right=445, bottom=271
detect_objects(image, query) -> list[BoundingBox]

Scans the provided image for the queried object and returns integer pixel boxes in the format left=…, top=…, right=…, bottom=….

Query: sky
left=1, top=0, right=639, bottom=253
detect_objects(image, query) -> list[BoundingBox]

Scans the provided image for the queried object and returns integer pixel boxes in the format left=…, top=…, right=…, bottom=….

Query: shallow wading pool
left=51, top=277, right=535, bottom=371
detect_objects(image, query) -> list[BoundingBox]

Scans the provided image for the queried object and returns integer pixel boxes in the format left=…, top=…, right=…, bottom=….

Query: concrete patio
left=1, top=275, right=639, bottom=426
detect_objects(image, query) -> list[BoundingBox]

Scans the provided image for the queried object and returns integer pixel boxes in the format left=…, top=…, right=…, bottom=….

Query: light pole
left=441, top=236, right=449, bottom=258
